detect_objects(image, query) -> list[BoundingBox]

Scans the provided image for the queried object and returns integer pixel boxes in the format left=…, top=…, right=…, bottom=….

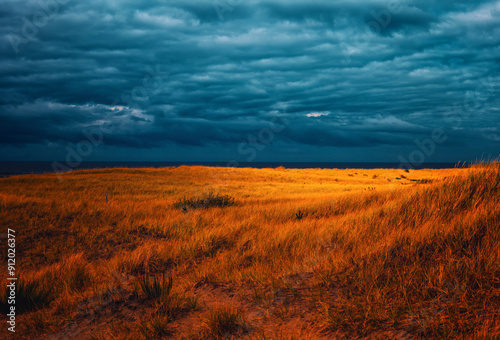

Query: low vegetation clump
left=174, top=192, right=235, bottom=210
left=138, top=273, right=173, bottom=302
left=138, top=315, right=172, bottom=339
left=137, top=273, right=197, bottom=322
left=198, top=305, right=248, bottom=339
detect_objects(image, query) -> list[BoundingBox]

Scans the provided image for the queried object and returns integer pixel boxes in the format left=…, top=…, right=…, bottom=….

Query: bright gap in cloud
left=306, top=112, right=330, bottom=117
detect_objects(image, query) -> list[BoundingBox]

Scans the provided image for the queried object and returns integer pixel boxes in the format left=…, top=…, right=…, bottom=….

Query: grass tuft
left=138, top=273, right=173, bottom=302
left=199, top=305, right=249, bottom=339
left=174, top=193, right=235, bottom=210
left=138, top=315, right=172, bottom=339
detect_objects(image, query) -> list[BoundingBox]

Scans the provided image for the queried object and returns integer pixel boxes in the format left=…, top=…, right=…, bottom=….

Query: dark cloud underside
left=0, top=0, right=499, bottom=162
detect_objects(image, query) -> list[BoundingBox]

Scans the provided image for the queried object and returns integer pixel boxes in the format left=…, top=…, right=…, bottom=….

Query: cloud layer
left=1, top=0, right=499, bottom=162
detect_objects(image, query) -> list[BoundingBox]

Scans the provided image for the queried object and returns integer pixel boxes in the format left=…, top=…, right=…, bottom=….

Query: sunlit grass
left=0, top=163, right=499, bottom=338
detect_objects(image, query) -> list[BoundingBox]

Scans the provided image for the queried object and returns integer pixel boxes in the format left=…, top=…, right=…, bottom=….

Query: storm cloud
left=0, top=0, right=499, bottom=162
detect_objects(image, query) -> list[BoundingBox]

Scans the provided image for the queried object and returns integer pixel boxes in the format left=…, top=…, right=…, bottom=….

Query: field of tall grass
left=0, top=163, right=499, bottom=339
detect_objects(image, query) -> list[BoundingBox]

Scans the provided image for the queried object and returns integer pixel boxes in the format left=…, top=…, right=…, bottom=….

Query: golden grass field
left=1, top=163, right=499, bottom=339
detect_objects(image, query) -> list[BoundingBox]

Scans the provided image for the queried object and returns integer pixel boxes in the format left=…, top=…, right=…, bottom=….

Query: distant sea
left=0, top=161, right=463, bottom=178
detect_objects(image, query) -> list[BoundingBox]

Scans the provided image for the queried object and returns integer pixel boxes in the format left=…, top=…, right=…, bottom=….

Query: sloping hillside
left=0, top=164, right=498, bottom=339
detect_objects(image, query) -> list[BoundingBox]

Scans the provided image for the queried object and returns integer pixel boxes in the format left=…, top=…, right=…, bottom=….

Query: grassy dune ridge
left=0, top=164, right=499, bottom=339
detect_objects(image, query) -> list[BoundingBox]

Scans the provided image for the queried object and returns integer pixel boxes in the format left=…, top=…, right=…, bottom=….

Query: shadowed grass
left=138, top=273, right=173, bottom=302
left=0, top=277, right=54, bottom=314
left=174, top=193, right=235, bottom=210
left=198, top=305, right=249, bottom=339
left=138, top=315, right=172, bottom=339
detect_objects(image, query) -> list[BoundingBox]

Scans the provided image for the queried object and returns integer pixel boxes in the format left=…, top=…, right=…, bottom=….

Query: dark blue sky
left=1, top=0, right=499, bottom=164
